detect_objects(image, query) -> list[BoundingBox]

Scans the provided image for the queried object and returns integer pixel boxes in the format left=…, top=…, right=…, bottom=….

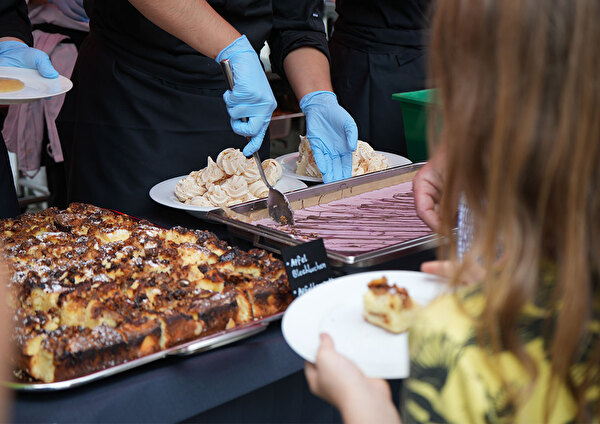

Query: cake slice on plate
left=363, top=276, right=420, bottom=333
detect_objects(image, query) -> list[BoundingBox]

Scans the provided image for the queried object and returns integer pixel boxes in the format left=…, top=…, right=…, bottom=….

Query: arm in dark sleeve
left=0, top=0, right=33, bottom=46
left=268, top=0, right=329, bottom=79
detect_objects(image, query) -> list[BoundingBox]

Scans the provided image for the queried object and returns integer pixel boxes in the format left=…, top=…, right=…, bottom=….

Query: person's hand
left=421, top=257, right=484, bottom=286
left=48, top=0, right=88, bottom=22
left=305, top=334, right=399, bottom=424
left=0, top=40, right=58, bottom=78
left=300, top=91, right=358, bottom=183
left=413, top=156, right=444, bottom=231
left=216, top=35, right=276, bottom=157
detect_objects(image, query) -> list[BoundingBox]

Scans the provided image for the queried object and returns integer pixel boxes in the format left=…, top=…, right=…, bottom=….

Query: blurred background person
left=0, top=0, right=60, bottom=219
left=2, top=0, right=89, bottom=209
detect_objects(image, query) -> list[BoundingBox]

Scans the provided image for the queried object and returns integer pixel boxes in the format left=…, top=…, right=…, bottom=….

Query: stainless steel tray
left=5, top=313, right=283, bottom=392
left=208, top=163, right=441, bottom=267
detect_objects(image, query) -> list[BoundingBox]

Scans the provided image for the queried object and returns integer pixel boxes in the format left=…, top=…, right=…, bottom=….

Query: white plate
left=282, top=270, right=445, bottom=379
left=276, top=151, right=412, bottom=183
left=149, top=175, right=307, bottom=219
left=0, top=66, right=73, bottom=104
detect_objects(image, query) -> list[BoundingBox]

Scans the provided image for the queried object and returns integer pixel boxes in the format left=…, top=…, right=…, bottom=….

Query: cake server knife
left=220, top=59, right=295, bottom=225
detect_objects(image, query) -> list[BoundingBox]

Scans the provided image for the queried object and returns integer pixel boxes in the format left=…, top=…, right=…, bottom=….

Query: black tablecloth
left=12, top=323, right=317, bottom=423
left=9, top=204, right=433, bottom=423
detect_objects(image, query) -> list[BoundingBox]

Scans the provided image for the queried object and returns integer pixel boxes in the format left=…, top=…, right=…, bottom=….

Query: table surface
left=12, top=322, right=305, bottom=423
left=9, top=204, right=434, bottom=423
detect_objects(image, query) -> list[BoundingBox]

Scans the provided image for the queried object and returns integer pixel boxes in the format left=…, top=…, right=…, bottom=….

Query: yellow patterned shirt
left=403, top=282, right=599, bottom=423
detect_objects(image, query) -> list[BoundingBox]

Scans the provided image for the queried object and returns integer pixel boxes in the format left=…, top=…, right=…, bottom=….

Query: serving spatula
left=220, top=59, right=295, bottom=225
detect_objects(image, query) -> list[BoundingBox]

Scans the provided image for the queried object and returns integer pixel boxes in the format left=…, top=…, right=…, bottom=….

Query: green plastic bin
left=393, top=89, right=436, bottom=162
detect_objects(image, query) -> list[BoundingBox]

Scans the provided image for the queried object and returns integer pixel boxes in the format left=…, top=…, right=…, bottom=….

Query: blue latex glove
left=0, top=41, right=58, bottom=78
left=48, top=0, right=88, bottom=23
left=216, top=35, right=276, bottom=157
left=300, top=91, right=358, bottom=183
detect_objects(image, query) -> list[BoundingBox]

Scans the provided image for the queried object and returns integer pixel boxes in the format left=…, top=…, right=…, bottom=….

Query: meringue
left=198, top=157, right=225, bottom=185
left=298, top=136, right=312, bottom=156
left=248, top=180, right=269, bottom=198
left=174, top=147, right=284, bottom=207
left=367, top=153, right=389, bottom=173
left=355, top=140, right=375, bottom=162
left=174, top=175, right=206, bottom=202
left=295, top=136, right=387, bottom=178
left=186, top=195, right=213, bottom=207
left=241, top=158, right=261, bottom=184
left=217, top=148, right=248, bottom=176
left=205, top=184, right=230, bottom=206
left=262, top=159, right=283, bottom=186
left=221, top=175, right=249, bottom=199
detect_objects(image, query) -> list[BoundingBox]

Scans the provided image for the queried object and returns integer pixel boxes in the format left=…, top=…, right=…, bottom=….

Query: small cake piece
left=363, top=276, right=419, bottom=333
left=0, top=77, right=25, bottom=93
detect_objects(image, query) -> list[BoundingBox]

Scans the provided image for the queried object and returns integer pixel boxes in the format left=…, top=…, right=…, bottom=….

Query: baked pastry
left=1, top=203, right=292, bottom=383
left=296, top=137, right=388, bottom=178
left=0, top=77, right=25, bottom=93
left=363, top=277, right=419, bottom=333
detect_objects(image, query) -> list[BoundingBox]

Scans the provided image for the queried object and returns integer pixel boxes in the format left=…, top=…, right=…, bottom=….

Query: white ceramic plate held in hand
left=282, top=270, right=445, bottom=379
left=0, top=66, right=73, bottom=104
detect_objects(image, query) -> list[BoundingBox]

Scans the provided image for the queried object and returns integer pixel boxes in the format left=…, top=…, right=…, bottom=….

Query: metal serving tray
left=3, top=206, right=290, bottom=392
left=5, top=313, right=283, bottom=392
left=208, top=163, right=441, bottom=268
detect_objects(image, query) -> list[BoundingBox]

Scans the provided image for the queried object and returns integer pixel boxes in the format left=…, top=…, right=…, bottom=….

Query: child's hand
left=305, top=334, right=400, bottom=424
left=421, top=256, right=484, bottom=286
left=413, top=152, right=445, bottom=232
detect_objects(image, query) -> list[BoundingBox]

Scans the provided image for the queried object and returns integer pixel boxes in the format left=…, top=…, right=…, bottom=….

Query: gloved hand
left=48, top=0, right=88, bottom=23
left=216, top=35, right=276, bottom=157
left=0, top=41, right=58, bottom=78
left=300, top=91, right=358, bottom=183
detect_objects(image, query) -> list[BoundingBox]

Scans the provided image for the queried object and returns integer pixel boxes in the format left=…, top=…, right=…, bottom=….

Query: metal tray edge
left=208, top=163, right=442, bottom=267
left=4, top=313, right=284, bottom=392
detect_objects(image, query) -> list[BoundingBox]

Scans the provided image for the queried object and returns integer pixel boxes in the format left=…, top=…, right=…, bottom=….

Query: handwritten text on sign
left=282, top=239, right=331, bottom=298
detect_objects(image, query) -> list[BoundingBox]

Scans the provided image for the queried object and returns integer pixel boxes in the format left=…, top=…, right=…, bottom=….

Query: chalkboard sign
left=281, top=239, right=331, bottom=298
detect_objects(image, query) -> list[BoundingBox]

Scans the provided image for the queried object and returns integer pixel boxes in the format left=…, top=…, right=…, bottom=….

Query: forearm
left=128, top=0, right=241, bottom=59
left=0, top=0, right=33, bottom=45
left=339, top=387, right=401, bottom=424
left=283, top=47, right=333, bottom=100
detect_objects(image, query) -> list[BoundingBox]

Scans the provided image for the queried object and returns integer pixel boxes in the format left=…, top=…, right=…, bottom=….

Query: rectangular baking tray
left=5, top=313, right=283, bottom=392
left=4, top=204, right=286, bottom=392
left=208, top=163, right=441, bottom=268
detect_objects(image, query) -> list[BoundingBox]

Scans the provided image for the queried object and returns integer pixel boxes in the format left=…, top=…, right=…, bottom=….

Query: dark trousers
left=330, top=36, right=426, bottom=157
left=0, top=133, right=20, bottom=219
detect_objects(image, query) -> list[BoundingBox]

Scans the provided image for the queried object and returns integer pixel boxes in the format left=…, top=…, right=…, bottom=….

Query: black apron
left=1, top=0, right=30, bottom=219
left=330, top=0, right=430, bottom=157
left=57, top=1, right=271, bottom=221
left=0, top=133, right=20, bottom=219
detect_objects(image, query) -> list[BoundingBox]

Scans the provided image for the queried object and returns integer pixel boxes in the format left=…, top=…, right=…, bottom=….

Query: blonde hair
left=430, top=0, right=600, bottom=420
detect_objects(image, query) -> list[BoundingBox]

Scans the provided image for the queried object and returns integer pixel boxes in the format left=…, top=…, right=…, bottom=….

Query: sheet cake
left=1, top=203, right=292, bottom=383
